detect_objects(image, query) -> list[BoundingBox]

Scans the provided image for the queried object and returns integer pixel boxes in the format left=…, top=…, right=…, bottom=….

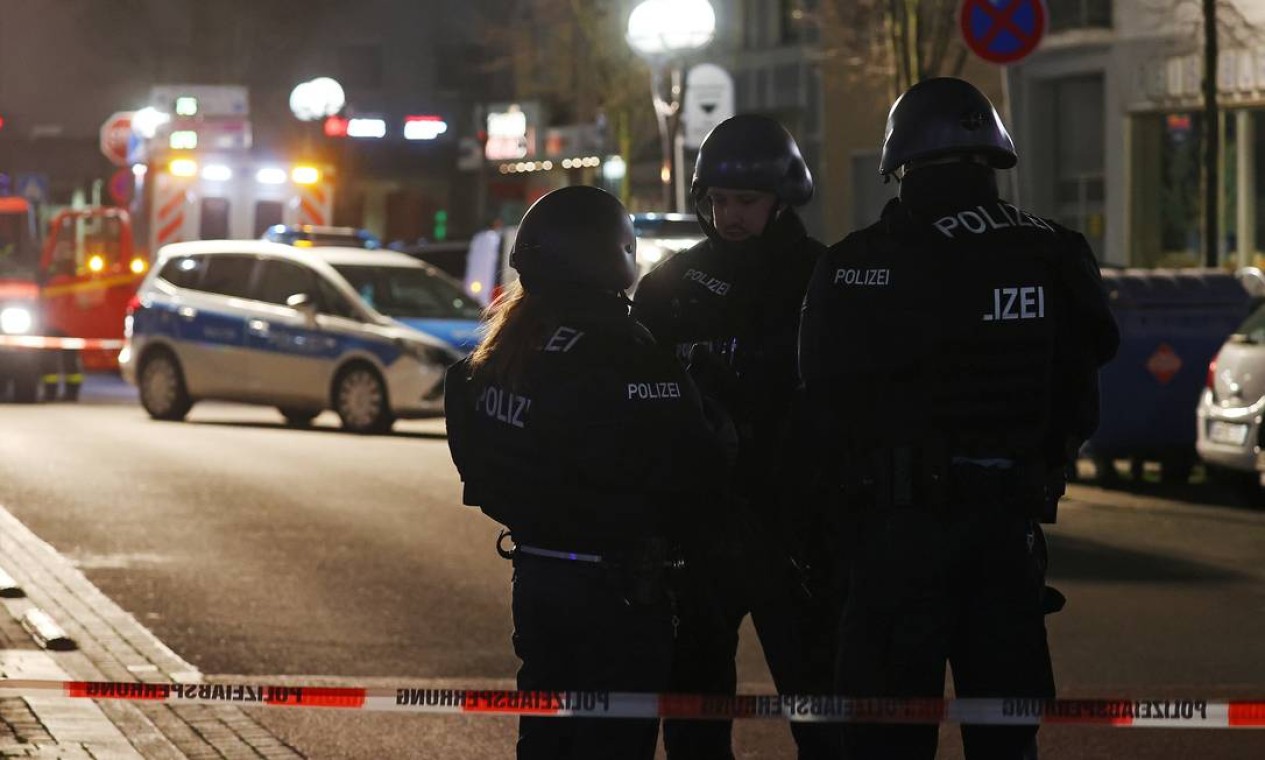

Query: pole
left=650, top=65, right=673, bottom=211
left=1000, top=66, right=1020, bottom=207
left=1203, top=0, right=1219, bottom=267
left=1238, top=110, right=1256, bottom=269
left=671, top=65, right=687, bottom=213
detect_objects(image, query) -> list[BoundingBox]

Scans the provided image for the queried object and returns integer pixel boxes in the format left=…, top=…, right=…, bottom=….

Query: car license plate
left=1208, top=421, right=1250, bottom=446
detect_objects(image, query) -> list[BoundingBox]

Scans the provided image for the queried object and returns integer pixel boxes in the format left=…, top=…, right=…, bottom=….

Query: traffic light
left=433, top=209, right=448, bottom=241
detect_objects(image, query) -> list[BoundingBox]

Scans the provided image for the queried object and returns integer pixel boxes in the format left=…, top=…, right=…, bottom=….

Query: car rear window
left=1236, top=303, right=1265, bottom=343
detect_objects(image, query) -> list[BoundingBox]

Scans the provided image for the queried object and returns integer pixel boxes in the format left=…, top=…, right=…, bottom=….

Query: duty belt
left=496, top=530, right=683, bottom=568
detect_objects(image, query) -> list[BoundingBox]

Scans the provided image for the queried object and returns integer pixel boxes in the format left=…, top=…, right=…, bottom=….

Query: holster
left=845, top=440, right=949, bottom=512
left=608, top=537, right=675, bottom=606
left=845, top=441, right=1054, bottom=521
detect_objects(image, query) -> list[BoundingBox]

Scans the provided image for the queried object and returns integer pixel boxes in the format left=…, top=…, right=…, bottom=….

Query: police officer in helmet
left=799, top=77, right=1119, bottom=759
left=445, top=186, right=724, bottom=760
left=634, top=115, right=839, bottom=759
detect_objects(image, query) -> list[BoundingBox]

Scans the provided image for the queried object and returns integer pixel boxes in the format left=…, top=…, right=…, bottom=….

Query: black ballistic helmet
left=691, top=114, right=814, bottom=206
left=509, top=186, right=637, bottom=293
left=879, top=77, right=1017, bottom=175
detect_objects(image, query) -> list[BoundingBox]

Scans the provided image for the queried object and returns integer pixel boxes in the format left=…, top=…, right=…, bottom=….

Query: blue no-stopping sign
left=960, top=0, right=1047, bottom=65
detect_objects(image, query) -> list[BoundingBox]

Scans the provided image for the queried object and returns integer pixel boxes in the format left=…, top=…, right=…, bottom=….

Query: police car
left=119, top=241, right=482, bottom=433
left=262, top=224, right=382, bottom=249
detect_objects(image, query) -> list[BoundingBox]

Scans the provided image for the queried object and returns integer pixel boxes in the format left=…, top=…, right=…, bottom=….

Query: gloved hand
left=686, top=342, right=741, bottom=412
left=701, top=396, right=740, bottom=468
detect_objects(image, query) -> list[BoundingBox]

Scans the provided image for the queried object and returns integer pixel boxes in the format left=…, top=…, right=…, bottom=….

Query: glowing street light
left=626, top=0, right=716, bottom=212
left=289, top=77, right=346, bottom=122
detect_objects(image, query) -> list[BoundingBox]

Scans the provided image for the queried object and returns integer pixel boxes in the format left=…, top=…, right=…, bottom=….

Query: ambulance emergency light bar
left=162, top=160, right=321, bottom=186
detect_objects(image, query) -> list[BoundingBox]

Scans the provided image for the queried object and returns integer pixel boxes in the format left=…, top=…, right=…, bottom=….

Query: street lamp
left=289, top=77, right=345, bottom=122
left=627, top=0, right=716, bottom=212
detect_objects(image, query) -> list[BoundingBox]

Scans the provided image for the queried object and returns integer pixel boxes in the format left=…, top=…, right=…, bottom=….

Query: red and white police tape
left=0, top=335, right=125, bottom=351
left=0, top=680, right=1261, bottom=728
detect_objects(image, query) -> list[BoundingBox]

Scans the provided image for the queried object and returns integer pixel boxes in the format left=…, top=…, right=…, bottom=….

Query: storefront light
left=347, top=118, right=387, bottom=139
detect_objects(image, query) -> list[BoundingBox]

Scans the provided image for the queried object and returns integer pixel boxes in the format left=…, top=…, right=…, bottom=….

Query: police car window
left=255, top=259, right=318, bottom=306
left=158, top=256, right=207, bottom=289
left=314, top=276, right=358, bottom=319
left=332, top=264, right=483, bottom=319
left=199, top=255, right=258, bottom=298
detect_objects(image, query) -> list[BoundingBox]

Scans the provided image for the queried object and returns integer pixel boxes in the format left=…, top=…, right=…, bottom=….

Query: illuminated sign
left=404, top=115, right=449, bottom=141
left=347, top=118, right=387, bottom=139
left=486, top=105, right=529, bottom=160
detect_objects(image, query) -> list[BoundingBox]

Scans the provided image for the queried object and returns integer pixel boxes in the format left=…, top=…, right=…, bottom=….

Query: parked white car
left=1195, top=267, right=1265, bottom=499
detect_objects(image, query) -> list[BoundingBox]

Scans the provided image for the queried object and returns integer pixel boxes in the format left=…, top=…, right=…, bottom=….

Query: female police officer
left=444, top=186, right=725, bottom=759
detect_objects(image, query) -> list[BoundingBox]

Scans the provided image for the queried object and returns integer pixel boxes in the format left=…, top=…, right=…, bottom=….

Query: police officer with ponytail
left=633, top=115, right=839, bottom=759
left=445, top=186, right=724, bottom=760
left=799, top=77, right=1119, bottom=759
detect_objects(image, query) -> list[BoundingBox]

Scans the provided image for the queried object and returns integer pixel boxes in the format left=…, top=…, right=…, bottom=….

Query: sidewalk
left=0, top=504, right=303, bottom=759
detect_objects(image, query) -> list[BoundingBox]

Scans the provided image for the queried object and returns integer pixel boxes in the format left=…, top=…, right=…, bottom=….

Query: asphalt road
left=0, top=374, right=1260, bottom=758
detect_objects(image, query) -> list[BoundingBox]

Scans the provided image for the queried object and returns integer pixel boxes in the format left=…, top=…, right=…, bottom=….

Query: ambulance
left=133, top=149, right=335, bottom=255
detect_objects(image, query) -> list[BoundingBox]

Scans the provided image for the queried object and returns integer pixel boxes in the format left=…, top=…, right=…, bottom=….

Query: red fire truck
left=0, top=197, right=45, bottom=401
left=0, top=200, right=142, bottom=401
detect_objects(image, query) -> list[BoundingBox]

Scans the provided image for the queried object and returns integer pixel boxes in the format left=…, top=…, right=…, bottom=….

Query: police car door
left=175, top=254, right=257, bottom=398
left=244, top=258, right=334, bottom=405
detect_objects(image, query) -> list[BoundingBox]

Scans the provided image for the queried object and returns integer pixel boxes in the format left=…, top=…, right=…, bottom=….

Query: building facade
left=1009, top=0, right=1265, bottom=268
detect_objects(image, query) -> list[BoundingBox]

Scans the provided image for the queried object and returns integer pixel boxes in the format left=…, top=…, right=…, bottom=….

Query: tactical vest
left=826, top=203, right=1061, bottom=463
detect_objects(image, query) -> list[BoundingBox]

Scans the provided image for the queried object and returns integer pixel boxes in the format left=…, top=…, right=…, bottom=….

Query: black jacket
left=633, top=210, right=824, bottom=496
left=800, top=164, right=1120, bottom=480
left=445, top=293, right=723, bottom=553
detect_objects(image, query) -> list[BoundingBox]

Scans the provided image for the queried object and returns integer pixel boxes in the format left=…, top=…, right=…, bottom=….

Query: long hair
left=468, top=281, right=557, bottom=389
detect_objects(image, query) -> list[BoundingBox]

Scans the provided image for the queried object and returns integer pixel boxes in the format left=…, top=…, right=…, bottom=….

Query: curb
left=0, top=503, right=304, bottom=758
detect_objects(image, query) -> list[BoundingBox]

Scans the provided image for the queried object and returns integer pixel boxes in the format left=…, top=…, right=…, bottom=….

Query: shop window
left=1053, top=76, right=1106, bottom=257
left=1130, top=109, right=1263, bottom=267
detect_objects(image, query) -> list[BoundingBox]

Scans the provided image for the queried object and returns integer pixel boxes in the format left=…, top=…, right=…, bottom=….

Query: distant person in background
left=465, top=218, right=505, bottom=307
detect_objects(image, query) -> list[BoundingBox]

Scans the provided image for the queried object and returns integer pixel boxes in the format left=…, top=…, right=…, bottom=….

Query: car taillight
left=125, top=294, right=141, bottom=317
left=1207, top=352, right=1219, bottom=390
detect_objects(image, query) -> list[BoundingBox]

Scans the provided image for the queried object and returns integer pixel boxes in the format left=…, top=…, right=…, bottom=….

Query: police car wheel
left=334, top=365, right=394, bottom=434
left=279, top=407, right=321, bottom=427
left=139, top=352, right=192, bottom=421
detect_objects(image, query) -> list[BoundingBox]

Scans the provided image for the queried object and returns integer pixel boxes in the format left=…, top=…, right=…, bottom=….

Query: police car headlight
left=0, top=307, right=34, bottom=335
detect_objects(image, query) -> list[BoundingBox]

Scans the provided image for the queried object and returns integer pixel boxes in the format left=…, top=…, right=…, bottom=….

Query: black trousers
left=512, top=554, right=674, bottom=760
left=663, top=541, right=842, bottom=759
left=835, top=502, right=1054, bottom=760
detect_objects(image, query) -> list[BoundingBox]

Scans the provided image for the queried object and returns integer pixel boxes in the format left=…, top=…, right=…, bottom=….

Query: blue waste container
left=1088, top=268, right=1251, bottom=482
